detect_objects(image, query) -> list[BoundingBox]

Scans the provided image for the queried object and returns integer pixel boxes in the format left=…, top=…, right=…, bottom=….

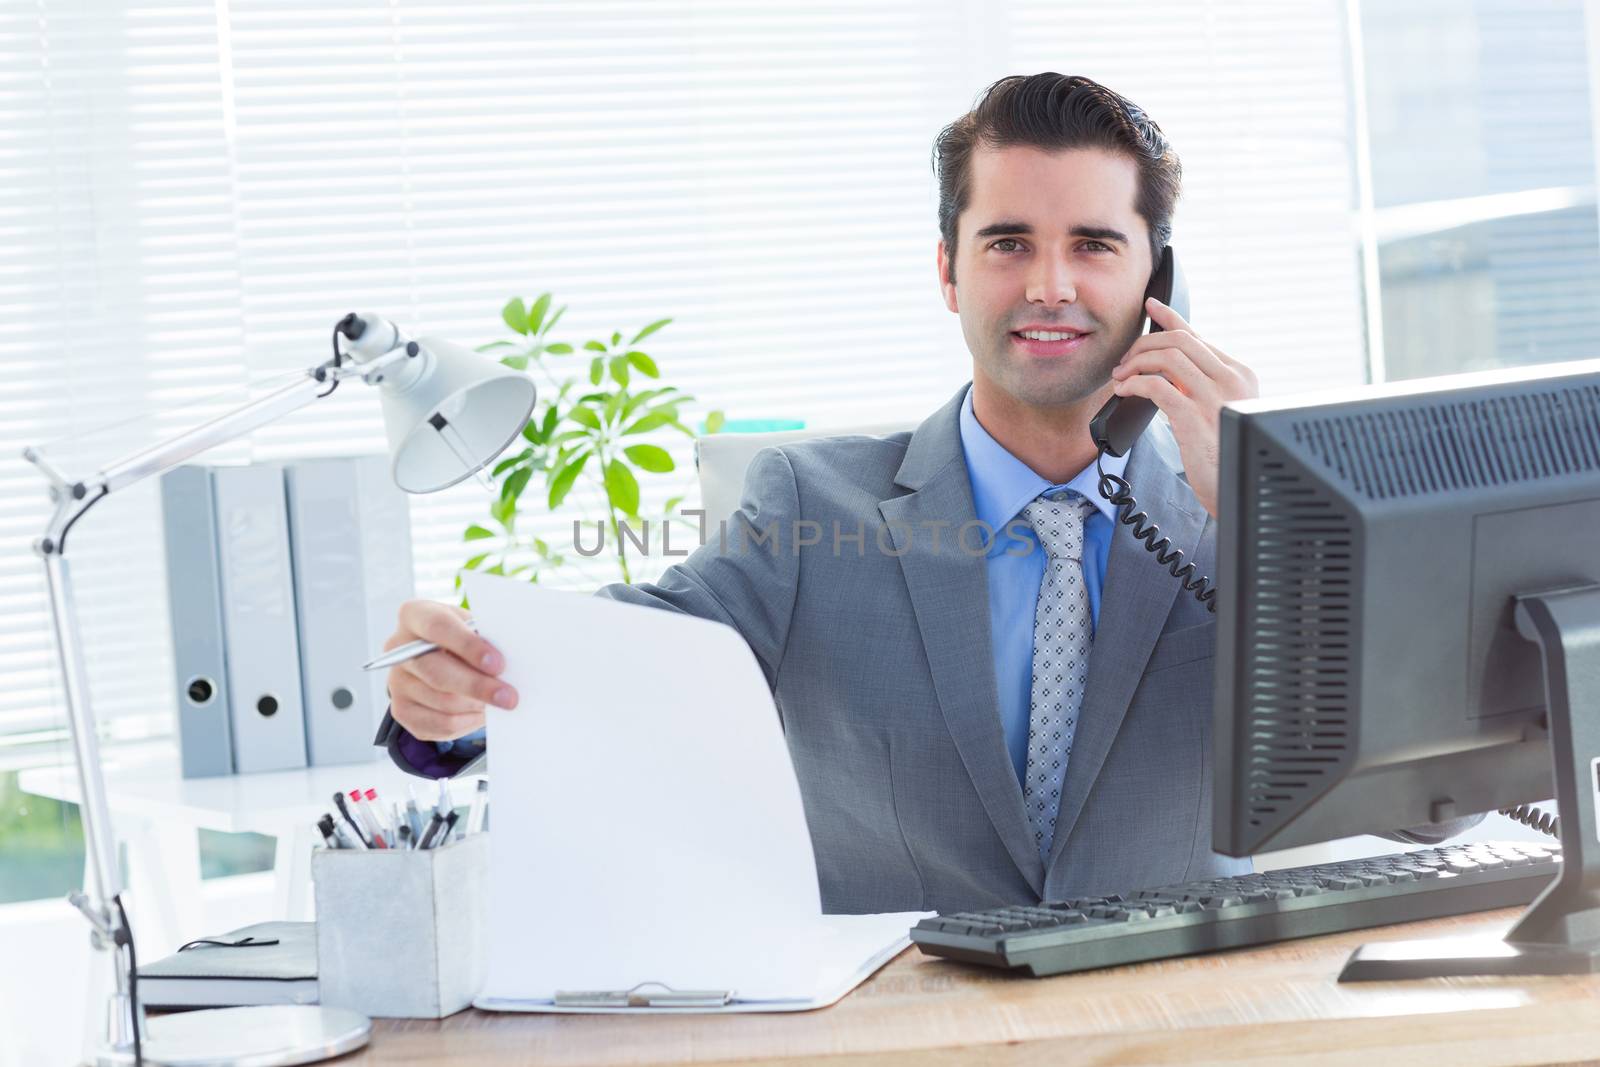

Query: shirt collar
left=958, top=384, right=1128, bottom=555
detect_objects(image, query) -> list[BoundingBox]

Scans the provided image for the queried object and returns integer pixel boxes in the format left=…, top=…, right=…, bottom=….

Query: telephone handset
left=1086, top=245, right=1217, bottom=613
left=1088, top=244, right=1190, bottom=457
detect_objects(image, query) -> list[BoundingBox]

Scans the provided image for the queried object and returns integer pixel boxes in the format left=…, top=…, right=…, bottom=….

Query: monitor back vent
left=1290, top=383, right=1600, bottom=499
left=1241, top=457, right=1356, bottom=834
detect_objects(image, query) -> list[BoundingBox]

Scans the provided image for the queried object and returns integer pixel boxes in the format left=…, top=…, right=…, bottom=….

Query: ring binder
left=553, top=983, right=734, bottom=1009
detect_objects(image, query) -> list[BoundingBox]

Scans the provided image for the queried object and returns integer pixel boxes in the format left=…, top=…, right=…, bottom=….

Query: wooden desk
left=344, top=909, right=1600, bottom=1066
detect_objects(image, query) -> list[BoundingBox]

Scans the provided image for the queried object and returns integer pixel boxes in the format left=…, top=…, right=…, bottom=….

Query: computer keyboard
left=911, top=840, right=1560, bottom=977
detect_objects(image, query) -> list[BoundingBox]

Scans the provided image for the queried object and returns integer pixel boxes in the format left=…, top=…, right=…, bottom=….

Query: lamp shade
left=378, top=336, right=537, bottom=493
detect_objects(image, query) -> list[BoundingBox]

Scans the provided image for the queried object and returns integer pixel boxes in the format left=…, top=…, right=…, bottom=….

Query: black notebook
left=137, top=921, right=316, bottom=1009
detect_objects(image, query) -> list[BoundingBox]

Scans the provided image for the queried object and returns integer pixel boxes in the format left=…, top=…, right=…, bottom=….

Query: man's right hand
left=384, top=600, right=518, bottom=741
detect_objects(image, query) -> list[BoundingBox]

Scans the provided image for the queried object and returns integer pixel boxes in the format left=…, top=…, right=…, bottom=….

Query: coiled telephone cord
left=1095, top=450, right=1218, bottom=614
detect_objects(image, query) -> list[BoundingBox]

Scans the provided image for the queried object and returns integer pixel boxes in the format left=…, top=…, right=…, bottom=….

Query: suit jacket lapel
left=1045, top=420, right=1206, bottom=873
left=880, top=386, right=1045, bottom=894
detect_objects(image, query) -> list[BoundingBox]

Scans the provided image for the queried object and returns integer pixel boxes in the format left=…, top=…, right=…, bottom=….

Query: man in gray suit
left=375, top=74, right=1477, bottom=913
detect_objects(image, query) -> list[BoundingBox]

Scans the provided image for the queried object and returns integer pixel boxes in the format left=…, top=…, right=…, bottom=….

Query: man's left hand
left=1109, top=296, right=1260, bottom=518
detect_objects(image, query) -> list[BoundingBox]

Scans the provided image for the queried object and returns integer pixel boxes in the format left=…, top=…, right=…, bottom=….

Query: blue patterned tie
left=1020, top=490, right=1097, bottom=860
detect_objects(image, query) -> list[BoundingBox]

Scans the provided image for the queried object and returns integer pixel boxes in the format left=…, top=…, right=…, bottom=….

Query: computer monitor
left=1212, top=357, right=1600, bottom=977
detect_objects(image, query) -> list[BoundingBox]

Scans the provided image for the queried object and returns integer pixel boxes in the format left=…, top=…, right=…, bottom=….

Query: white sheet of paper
left=463, top=574, right=928, bottom=1009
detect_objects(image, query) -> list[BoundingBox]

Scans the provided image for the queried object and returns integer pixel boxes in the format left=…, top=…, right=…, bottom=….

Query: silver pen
left=362, top=618, right=478, bottom=672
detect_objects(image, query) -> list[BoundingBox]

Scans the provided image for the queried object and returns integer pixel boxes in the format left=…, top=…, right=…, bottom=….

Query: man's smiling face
left=939, top=145, right=1153, bottom=409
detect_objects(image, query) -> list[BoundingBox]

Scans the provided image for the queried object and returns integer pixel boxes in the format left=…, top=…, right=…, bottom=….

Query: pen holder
left=312, top=832, right=489, bottom=1018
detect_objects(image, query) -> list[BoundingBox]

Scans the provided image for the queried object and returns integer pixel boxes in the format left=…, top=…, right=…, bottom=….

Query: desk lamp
left=24, top=314, right=535, bottom=1066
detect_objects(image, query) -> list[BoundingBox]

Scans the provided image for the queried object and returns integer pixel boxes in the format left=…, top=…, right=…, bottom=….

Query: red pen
left=364, top=788, right=397, bottom=844
left=351, top=788, right=387, bottom=848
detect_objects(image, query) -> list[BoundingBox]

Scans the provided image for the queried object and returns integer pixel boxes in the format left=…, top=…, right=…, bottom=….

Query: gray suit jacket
left=599, top=384, right=1246, bottom=913
left=382, top=383, right=1477, bottom=912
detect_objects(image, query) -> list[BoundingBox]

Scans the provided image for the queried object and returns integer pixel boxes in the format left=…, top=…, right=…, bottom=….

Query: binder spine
left=159, top=465, right=235, bottom=778
left=355, top=455, right=415, bottom=737
left=286, top=456, right=414, bottom=766
left=213, top=463, right=308, bottom=773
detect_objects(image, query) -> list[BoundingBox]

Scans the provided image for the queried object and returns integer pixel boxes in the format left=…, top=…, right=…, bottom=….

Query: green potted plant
left=459, top=293, right=722, bottom=592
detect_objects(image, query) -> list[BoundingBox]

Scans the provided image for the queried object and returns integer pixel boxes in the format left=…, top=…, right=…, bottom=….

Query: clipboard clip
left=554, top=981, right=734, bottom=1008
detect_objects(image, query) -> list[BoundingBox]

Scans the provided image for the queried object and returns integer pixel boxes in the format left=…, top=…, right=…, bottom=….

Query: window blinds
left=0, top=0, right=1363, bottom=746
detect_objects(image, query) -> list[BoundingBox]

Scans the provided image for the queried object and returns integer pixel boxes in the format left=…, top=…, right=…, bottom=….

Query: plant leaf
left=541, top=405, right=559, bottom=439
left=623, top=411, right=674, bottom=436
left=476, top=340, right=517, bottom=352
left=604, top=459, right=640, bottom=517
left=568, top=404, right=602, bottom=430
left=609, top=355, right=630, bottom=387
left=705, top=409, right=725, bottom=433
left=621, top=386, right=673, bottom=421
left=527, top=293, right=552, bottom=335
left=500, top=354, right=529, bottom=371
left=464, top=552, right=490, bottom=569
left=548, top=451, right=591, bottom=508
left=583, top=339, right=608, bottom=352
left=502, top=297, right=529, bottom=335
left=623, top=443, right=674, bottom=472
left=494, top=446, right=532, bottom=473
left=500, top=466, right=532, bottom=503
left=464, top=524, right=495, bottom=541
left=542, top=305, right=566, bottom=335
left=545, top=341, right=574, bottom=354
left=604, top=391, right=624, bottom=425
left=626, top=351, right=659, bottom=378
left=589, top=356, right=603, bottom=385
left=631, top=317, right=672, bottom=345
left=610, top=330, right=622, bottom=346
left=490, top=494, right=516, bottom=529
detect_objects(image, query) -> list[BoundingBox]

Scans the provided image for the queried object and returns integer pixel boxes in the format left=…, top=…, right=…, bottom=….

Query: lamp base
left=90, top=1005, right=370, bottom=1067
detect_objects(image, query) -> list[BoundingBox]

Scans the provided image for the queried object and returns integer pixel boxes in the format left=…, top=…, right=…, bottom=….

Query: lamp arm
left=30, top=368, right=336, bottom=549
left=23, top=354, right=375, bottom=1058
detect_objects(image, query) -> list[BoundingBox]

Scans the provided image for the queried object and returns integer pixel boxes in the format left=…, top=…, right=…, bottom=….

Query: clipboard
left=460, top=575, right=931, bottom=1014
left=475, top=920, right=918, bottom=1014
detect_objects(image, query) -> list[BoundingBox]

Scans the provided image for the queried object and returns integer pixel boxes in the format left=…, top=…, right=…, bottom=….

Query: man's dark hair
left=933, top=73, right=1181, bottom=285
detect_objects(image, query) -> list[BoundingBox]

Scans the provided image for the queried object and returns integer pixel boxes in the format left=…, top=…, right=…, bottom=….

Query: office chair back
left=693, top=422, right=914, bottom=529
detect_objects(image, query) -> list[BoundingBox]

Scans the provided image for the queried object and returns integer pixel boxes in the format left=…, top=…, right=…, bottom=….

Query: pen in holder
left=312, top=832, right=489, bottom=1018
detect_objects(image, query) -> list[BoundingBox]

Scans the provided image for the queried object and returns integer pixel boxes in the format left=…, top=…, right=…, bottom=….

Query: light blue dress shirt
left=956, top=386, right=1129, bottom=785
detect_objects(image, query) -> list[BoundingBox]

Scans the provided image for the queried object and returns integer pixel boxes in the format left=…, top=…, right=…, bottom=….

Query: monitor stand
left=1341, top=583, right=1600, bottom=980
